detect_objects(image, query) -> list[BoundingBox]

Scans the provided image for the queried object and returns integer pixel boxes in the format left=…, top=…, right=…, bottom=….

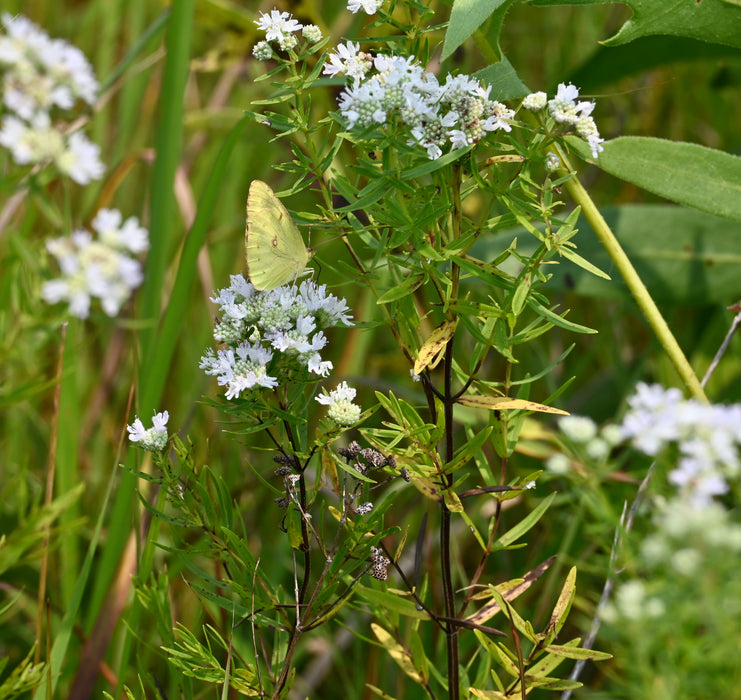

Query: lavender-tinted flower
left=202, top=275, right=353, bottom=399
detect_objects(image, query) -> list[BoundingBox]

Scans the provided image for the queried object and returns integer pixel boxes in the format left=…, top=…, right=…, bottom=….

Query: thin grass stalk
left=53, top=321, right=83, bottom=607
left=35, top=323, right=66, bottom=665
left=139, top=115, right=250, bottom=407
left=32, top=432, right=125, bottom=700
left=138, top=0, right=194, bottom=366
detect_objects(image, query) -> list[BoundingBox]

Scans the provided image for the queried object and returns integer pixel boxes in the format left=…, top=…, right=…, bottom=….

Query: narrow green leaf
left=357, top=586, right=429, bottom=620
left=546, top=567, right=576, bottom=640
left=494, top=492, right=556, bottom=549
left=544, top=643, right=613, bottom=661
left=376, top=273, right=426, bottom=304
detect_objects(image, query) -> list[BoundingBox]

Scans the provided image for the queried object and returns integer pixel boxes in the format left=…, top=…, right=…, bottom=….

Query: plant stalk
left=557, top=148, right=708, bottom=404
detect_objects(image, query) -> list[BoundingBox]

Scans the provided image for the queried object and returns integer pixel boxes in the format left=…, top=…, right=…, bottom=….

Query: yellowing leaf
left=458, top=395, right=569, bottom=415
left=484, top=154, right=526, bottom=166
left=414, top=320, right=457, bottom=375
left=371, top=623, right=423, bottom=683
left=469, top=689, right=507, bottom=699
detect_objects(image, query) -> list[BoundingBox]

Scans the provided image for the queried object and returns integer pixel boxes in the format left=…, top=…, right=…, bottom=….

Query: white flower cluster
left=316, top=381, right=362, bottom=426
left=546, top=414, right=622, bottom=474
left=253, top=8, right=322, bottom=55
left=200, top=275, right=353, bottom=400
left=621, top=382, right=741, bottom=508
left=523, top=83, right=604, bottom=159
left=41, top=209, right=148, bottom=319
left=347, top=0, right=383, bottom=14
left=0, top=13, right=103, bottom=183
left=127, top=410, right=170, bottom=452
left=327, top=47, right=515, bottom=160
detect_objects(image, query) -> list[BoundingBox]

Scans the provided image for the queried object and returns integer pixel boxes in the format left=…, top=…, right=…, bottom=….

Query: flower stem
left=557, top=148, right=708, bottom=404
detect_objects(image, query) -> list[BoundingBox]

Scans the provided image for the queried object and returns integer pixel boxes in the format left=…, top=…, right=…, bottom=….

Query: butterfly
left=245, top=180, right=310, bottom=291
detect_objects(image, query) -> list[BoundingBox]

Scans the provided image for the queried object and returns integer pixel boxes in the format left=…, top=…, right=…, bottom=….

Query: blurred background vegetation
left=1, top=0, right=739, bottom=697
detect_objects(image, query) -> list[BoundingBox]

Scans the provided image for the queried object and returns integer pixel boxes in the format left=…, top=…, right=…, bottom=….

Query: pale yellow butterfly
left=245, top=180, right=310, bottom=291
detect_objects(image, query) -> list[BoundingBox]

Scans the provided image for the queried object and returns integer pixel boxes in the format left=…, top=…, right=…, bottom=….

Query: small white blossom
left=547, top=82, right=603, bottom=158
left=0, top=112, right=104, bottom=183
left=356, top=502, right=374, bottom=514
left=42, top=210, right=148, bottom=318
left=585, top=437, right=610, bottom=461
left=57, top=130, right=104, bottom=183
left=347, top=0, right=383, bottom=14
left=620, top=382, right=741, bottom=508
left=545, top=151, right=560, bottom=172
left=522, top=91, right=547, bottom=111
left=302, top=25, right=322, bottom=43
left=0, top=12, right=98, bottom=120
left=316, top=381, right=362, bottom=426
left=558, top=415, right=598, bottom=443
left=127, top=411, right=170, bottom=452
left=323, top=41, right=373, bottom=81
left=252, top=40, right=272, bottom=61
left=254, top=9, right=303, bottom=45
left=545, top=452, right=570, bottom=475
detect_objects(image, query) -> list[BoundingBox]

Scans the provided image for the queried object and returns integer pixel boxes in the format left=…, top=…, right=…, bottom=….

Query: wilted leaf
left=414, top=320, right=457, bottom=374
left=458, top=395, right=569, bottom=415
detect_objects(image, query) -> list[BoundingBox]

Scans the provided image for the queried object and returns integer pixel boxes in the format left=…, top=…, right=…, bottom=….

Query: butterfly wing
left=246, top=180, right=309, bottom=290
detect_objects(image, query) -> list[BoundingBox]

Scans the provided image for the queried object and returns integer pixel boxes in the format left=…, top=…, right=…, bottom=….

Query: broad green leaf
left=442, top=0, right=515, bottom=61
left=531, top=0, right=741, bottom=48
left=567, top=136, right=741, bottom=221
left=566, top=36, right=740, bottom=91
left=474, top=56, right=530, bottom=100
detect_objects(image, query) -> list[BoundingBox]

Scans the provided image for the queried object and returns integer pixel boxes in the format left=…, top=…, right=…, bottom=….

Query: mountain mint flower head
left=127, top=411, right=170, bottom=452
left=323, top=41, right=373, bottom=81
left=0, top=12, right=98, bottom=120
left=201, top=275, right=353, bottom=400
left=334, top=52, right=514, bottom=160
left=545, top=151, right=560, bottom=172
left=547, top=82, right=604, bottom=158
left=254, top=8, right=303, bottom=51
left=252, top=40, right=272, bottom=61
left=41, top=209, right=148, bottom=318
left=522, top=91, right=547, bottom=111
left=347, top=0, right=383, bottom=14
left=620, top=382, right=741, bottom=508
left=0, top=111, right=104, bottom=183
left=558, top=415, right=598, bottom=443
left=302, top=24, right=323, bottom=43
left=316, top=381, right=362, bottom=426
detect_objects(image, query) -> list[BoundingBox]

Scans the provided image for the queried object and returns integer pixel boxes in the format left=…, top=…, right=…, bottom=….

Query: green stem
left=557, top=148, right=708, bottom=404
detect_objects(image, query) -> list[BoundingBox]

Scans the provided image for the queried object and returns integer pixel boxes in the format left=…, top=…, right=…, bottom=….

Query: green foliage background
left=0, top=0, right=739, bottom=698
